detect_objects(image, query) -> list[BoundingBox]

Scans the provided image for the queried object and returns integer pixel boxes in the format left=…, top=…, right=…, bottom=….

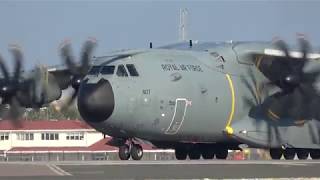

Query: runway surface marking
left=46, top=164, right=72, bottom=176
left=0, top=163, right=59, bottom=177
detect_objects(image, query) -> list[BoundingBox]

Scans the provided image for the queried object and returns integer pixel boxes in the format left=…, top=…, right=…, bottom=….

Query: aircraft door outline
left=165, top=98, right=191, bottom=135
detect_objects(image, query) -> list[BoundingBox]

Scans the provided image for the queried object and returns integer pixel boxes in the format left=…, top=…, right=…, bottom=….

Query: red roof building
left=0, top=119, right=169, bottom=158
left=0, top=120, right=105, bottom=152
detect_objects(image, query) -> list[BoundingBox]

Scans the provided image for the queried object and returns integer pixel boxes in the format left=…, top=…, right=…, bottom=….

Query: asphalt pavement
left=0, top=160, right=319, bottom=179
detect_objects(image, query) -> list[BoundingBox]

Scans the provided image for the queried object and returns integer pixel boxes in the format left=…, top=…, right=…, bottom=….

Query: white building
left=0, top=120, right=172, bottom=161
left=0, top=120, right=105, bottom=151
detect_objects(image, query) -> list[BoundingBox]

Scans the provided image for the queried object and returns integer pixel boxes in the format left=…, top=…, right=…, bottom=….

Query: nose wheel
left=118, top=141, right=143, bottom=160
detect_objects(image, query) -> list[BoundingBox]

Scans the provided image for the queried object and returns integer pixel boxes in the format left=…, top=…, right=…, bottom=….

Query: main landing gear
left=118, top=140, right=143, bottom=160
left=269, top=148, right=320, bottom=160
left=175, top=144, right=229, bottom=160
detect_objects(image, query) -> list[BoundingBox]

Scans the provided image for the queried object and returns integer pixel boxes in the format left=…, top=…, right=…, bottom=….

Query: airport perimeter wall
left=2, top=151, right=177, bottom=161
left=0, top=149, right=263, bottom=161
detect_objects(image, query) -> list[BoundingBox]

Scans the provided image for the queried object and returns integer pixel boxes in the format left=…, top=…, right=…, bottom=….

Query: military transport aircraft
left=1, top=36, right=320, bottom=161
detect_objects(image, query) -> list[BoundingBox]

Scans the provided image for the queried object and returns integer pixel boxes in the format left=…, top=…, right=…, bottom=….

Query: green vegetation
left=24, top=105, right=82, bottom=120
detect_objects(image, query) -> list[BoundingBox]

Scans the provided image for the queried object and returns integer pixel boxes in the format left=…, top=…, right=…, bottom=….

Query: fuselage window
left=101, top=66, right=115, bottom=75
left=126, top=64, right=139, bottom=76
left=88, top=66, right=101, bottom=75
left=116, top=65, right=128, bottom=77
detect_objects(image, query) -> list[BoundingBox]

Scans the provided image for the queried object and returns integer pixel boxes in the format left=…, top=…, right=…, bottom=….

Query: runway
left=0, top=160, right=320, bottom=179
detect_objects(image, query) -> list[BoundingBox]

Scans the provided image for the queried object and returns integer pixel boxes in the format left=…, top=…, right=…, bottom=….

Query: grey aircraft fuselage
left=78, top=41, right=320, bottom=150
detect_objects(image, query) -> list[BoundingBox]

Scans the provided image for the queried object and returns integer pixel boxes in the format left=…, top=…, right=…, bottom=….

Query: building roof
left=0, top=120, right=93, bottom=131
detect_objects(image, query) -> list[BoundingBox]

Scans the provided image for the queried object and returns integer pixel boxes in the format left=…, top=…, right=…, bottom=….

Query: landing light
left=239, top=130, right=247, bottom=134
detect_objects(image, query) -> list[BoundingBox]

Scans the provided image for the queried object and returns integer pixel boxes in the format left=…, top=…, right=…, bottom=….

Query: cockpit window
left=100, top=66, right=115, bottom=75
left=88, top=66, right=101, bottom=75
left=126, top=64, right=139, bottom=76
left=116, top=65, right=128, bottom=77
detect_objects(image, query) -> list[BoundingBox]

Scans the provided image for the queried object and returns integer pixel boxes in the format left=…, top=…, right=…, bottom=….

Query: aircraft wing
left=258, top=48, right=320, bottom=60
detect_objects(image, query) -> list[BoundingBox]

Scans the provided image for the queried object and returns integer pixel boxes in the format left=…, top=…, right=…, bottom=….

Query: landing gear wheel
left=215, top=147, right=228, bottom=159
left=119, top=144, right=130, bottom=160
left=296, top=149, right=309, bottom=160
left=269, top=148, right=282, bottom=160
left=175, top=148, right=187, bottom=160
left=188, top=150, right=201, bottom=160
left=201, top=148, right=214, bottom=159
left=310, top=150, right=320, bottom=159
left=283, top=149, right=295, bottom=160
left=131, top=144, right=143, bottom=160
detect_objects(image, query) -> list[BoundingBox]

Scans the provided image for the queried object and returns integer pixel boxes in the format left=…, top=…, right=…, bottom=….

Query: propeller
left=241, top=36, right=320, bottom=146
left=0, top=45, right=56, bottom=126
left=266, top=36, right=320, bottom=120
left=59, top=38, right=97, bottom=106
left=247, top=35, right=320, bottom=121
left=0, top=45, right=25, bottom=126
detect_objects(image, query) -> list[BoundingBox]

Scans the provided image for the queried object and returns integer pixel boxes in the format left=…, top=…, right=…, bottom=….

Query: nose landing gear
left=118, top=140, right=143, bottom=160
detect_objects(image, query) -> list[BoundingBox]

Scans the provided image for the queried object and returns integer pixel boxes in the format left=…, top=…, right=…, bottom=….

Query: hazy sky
left=0, top=0, right=319, bottom=69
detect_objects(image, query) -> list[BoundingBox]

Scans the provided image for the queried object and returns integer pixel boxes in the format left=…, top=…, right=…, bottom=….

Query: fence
left=2, top=150, right=176, bottom=161
left=0, top=149, right=266, bottom=161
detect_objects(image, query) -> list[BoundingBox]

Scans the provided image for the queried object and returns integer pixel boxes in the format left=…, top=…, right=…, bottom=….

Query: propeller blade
left=33, top=65, right=48, bottom=105
left=289, top=87, right=304, bottom=119
left=241, top=69, right=259, bottom=105
left=9, top=45, right=23, bottom=82
left=7, top=97, right=24, bottom=127
left=66, top=89, right=78, bottom=107
left=242, top=96, right=255, bottom=109
left=0, top=55, right=9, bottom=80
left=288, top=36, right=311, bottom=75
left=0, top=104, right=9, bottom=118
left=274, top=39, right=290, bottom=57
left=241, top=75, right=259, bottom=105
left=57, top=88, right=78, bottom=110
left=80, top=38, right=96, bottom=74
left=60, top=41, right=78, bottom=75
left=267, top=121, right=272, bottom=146
left=297, top=34, right=310, bottom=60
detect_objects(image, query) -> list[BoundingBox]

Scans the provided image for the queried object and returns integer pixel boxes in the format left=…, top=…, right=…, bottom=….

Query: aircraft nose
left=77, top=79, right=115, bottom=123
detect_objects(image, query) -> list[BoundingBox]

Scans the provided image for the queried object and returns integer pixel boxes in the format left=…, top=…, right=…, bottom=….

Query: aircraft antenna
left=179, top=8, right=189, bottom=41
